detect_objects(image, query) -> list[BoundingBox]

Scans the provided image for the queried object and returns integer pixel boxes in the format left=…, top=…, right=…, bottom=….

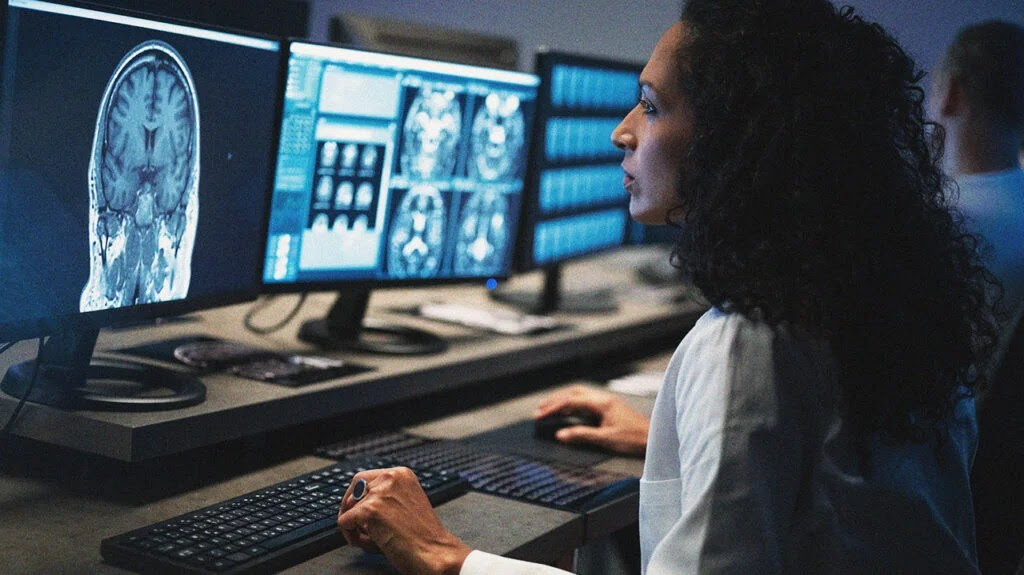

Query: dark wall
left=307, top=0, right=1024, bottom=96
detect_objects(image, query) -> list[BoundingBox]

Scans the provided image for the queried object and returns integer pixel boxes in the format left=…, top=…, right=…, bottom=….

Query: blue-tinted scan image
left=470, top=93, right=526, bottom=182
left=386, top=184, right=447, bottom=278
left=399, top=87, right=463, bottom=180
left=0, top=1, right=280, bottom=328
left=264, top=44, right=538, bottom=285
left=81, top=40, right=200, bottom=312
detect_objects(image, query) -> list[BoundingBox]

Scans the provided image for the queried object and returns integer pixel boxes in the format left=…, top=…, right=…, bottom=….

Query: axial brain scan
left=400, top=87, right=461, bottom=180
left=388, top=185, right=446, bottom=278
left=470, top=93, right=525, bottom=181
left=80, top=41, right=200, bottom=312
left=455, top=190, right=508, bottom=275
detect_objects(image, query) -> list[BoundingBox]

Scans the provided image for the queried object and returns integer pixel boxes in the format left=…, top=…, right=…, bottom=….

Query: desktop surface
left=0, top=247, right=701, bottom=461
left=0, top=376, right=661, bottom=574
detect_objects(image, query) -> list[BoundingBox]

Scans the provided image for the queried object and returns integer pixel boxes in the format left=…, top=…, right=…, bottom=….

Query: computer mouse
left=534, top=409, right=602, bottom=441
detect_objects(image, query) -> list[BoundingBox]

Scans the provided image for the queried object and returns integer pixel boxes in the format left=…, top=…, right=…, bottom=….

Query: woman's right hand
left=535, top=384, right=650, bottom=456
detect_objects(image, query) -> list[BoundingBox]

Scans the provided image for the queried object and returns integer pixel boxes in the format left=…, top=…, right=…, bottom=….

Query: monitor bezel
left=259, top=38, right=541, bottom=295
left=511, top=49, right=644, bottom=274
left=0, top=0, right=287, bottom=342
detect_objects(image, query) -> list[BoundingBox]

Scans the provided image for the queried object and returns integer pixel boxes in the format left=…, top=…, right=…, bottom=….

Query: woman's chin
left=629, top=207, right=665, bottom=226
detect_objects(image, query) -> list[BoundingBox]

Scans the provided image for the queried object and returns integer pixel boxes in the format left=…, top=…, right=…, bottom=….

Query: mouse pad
left=460, top=419, right=611, bottom=467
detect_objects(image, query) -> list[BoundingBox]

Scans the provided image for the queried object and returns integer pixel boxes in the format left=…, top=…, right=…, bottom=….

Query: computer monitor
left=86, top=0, right=310, bottom=38
left=0, top=0, right=283, bottom=409
left=262, top=41, right=539, bottom=354
left=494, top=50, right=643, bottom=314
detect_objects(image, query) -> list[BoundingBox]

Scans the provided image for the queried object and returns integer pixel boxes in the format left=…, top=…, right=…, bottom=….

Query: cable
left=243, top=293, right=308, bottom=335
left=1, top=336, right=45, bottom=437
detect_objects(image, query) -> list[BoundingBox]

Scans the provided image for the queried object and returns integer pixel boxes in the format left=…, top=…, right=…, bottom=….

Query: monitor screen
left=0, top=0, right=283, bottom=340
left=263, top=41, right=539, bottom=288
left=516, top=51, right=642, bottom=270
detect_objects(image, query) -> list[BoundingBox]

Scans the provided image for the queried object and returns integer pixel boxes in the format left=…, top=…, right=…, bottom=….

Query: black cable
left=243, top=293, right=308, bottom=335
left=1, top=336, right=45, bottom=437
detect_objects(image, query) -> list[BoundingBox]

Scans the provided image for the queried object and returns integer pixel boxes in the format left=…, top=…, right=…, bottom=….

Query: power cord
left=243, top=293, right=307, bottom=335
left=1, top=337, right=44, bottom=437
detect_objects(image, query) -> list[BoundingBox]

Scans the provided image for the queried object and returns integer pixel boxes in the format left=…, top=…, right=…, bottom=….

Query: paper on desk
left=608, top=372, right=664, bottom=397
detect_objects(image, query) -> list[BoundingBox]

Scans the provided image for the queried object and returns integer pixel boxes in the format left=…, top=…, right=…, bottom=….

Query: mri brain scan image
left=320, top=141, right=338, bottom=168
left=80, top=41, right=199, bottom=312
left=400, top=87, right=461, bottom=180
left=334, top=181, right=354, bottom=210
left=469, top=93, right=525, bottom=181
left=388, top=185, right=446, bottom=278
left=316, top=176, right=334, bottom=203
left=455, top=190, right=509, bottom=275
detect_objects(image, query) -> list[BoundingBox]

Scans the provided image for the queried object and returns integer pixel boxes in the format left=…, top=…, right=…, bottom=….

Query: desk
left=1, top=378, right=667, bottom=573
left=0, top=248, right=700, bottom=462
left=0, top=248, right=693, bottom=572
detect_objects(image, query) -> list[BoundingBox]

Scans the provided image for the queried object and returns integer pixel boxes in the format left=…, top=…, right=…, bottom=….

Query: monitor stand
left=490, top=264, right=619, bottom=315
left=0, top=323, right=205, bottom=411
left=298, top=289, right=447, bottom=355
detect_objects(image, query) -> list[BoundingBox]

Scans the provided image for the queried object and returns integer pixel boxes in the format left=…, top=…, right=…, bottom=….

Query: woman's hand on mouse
left=535, top=384, right=649, bottom=456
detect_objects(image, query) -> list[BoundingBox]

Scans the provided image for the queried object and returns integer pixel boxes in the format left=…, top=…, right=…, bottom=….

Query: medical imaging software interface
left=525, top=55, right=640, bottom=268
left=0, top=0, right=280, bottom=327
left=264, top=43, right=539, bottom=284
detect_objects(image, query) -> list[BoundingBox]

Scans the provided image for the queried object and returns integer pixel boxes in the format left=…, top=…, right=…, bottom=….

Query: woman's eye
left=639, top=97, right=656, bottom=115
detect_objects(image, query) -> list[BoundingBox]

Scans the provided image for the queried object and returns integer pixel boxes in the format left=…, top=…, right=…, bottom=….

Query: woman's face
left=612, top=21, right=694, bottom=225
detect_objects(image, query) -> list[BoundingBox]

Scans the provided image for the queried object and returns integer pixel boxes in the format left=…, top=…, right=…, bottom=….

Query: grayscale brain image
left=469, top=93, right=526, bottom=182
left=387, top=185, right=447, bottom=278
left=0, top=4, right=279, bottom=328
left=81, top=41, right=200, bottom=312
left=399, top=87, right=463, bottom=180
left=455, top=189, right=509, bottom=276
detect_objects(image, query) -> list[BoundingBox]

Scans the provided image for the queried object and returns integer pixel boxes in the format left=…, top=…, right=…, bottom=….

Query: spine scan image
left=80, top=41, right=200, bottom=312
left=469, top=93, right=525, bottom=181
left=455, top=189, right=508, bottom=275
left=387, top=184, right=446, bottom=278
left=400, top=86, right=461, bottom=180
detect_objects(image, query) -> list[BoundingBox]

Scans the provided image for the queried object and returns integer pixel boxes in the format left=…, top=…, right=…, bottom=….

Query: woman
left=337, top=1, right=995, bottom=572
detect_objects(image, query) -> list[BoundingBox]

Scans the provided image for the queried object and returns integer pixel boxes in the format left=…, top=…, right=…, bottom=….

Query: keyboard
left=317, top=430, right=635, bottom=512
left=101, top=457, right=469, bottom=574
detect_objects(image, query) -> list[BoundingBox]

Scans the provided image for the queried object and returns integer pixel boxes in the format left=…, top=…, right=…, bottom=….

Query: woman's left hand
left=337, top=467, right=472, bottom=575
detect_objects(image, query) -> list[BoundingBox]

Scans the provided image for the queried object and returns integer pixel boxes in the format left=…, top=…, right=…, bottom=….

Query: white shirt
left=462, top=308, right=979, bottom=574
left=955, top=167, right=1024, bottom=364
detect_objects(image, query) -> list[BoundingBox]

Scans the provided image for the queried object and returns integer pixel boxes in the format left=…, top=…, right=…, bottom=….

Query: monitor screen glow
left=263, top=42, right=539, bottom=287
left=0, top=0, right=282, bottom=338
left=517, top=52, right=642, bottom=271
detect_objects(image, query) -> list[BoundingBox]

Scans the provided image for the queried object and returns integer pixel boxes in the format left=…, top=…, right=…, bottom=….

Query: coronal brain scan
left=455, top=190, right=509, bottom=275
left=80, top=40, right=200, bottom=312
left=470, top=93, right=525, bottom=181
left=388, top=185, right=446, bottom=278
left=400, top=87, right=461, bottom=180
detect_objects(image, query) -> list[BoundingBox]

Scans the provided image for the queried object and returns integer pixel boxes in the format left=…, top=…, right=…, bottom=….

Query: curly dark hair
left=672, top=0, right=998, bottom=441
